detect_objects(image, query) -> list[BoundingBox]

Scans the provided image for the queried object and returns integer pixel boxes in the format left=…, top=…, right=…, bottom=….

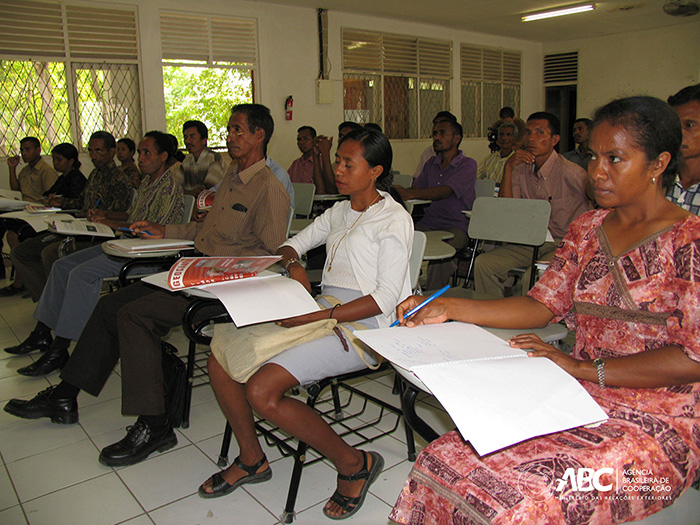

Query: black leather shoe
left=4, top=386, right=79, bottom=424
left=99, top=418, right=177, bottom=467
left=17, top=347, right=69, bottom=376
left=0, top=284, right=25, bottom=297
left=5, top=330, right=53, bottom=355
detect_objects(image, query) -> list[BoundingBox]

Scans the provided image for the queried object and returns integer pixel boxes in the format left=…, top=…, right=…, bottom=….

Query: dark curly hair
left=592, top=96, right=682, bottom=189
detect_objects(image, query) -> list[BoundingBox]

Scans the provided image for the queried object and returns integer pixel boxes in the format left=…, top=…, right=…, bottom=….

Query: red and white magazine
left=196, top=189, right=216, bottom=211
left=167, top=256, right=281, bottom=290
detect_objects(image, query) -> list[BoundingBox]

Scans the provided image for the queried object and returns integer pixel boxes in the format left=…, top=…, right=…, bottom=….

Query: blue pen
left=390, top=284, right=450, bottom=327
left=118, top=226, right=153, bottom=236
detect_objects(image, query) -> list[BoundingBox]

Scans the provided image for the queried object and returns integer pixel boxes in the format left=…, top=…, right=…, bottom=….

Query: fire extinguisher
left=285, top=95, right=293, bottom=121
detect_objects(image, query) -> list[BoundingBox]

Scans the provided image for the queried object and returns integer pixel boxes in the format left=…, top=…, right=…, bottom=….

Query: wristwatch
left=592, top=358, right=605, bottom=388
left=282, top=257, right=299, bottom=276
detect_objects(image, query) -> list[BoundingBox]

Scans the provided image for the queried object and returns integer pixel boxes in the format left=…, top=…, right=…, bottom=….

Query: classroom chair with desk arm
left=452, top=196, right=552, bottom=292
left=179, top=232, right=427, bottom=522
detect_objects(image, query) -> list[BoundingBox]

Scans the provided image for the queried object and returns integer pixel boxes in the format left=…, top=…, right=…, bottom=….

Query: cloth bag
left=210, top=295, right=381, bottom=383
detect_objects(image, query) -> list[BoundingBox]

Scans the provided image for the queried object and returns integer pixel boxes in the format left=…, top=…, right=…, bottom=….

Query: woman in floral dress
left=390, top=96, right=700, bottom=525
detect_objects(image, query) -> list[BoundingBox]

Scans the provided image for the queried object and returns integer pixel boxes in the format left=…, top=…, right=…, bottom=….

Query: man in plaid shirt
left=667, top=84, right=700, bottom=215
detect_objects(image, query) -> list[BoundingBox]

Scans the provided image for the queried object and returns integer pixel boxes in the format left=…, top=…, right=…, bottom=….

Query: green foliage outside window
left=163, top=66, right=253, bottom=148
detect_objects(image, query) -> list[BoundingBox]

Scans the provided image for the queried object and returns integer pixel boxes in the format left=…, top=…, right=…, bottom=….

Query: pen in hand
left=390, top=285, right=450, bottom=327
left=118, top=226, right=153, bottom=236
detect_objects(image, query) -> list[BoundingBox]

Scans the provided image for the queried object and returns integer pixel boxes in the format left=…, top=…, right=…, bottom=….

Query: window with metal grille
left=0, top=0, right=141, bottom=156
left=460, top=44, right=521, bottom=138
left=160, top=12, right=257, bottom=148
left=342, top=29, right=452, bottom=140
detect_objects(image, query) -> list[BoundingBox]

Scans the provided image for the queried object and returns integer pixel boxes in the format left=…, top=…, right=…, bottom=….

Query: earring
left=651, top=177, right=656, bottom=184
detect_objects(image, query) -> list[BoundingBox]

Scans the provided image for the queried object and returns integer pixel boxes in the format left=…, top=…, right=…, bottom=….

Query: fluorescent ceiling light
left=522, top=3, right=596, bottom=22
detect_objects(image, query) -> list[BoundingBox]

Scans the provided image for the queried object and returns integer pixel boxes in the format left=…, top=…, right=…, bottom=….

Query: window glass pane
left=384, top=76, right=417, bottom=139
left=461, top=81, right=481, bottom=139
left=482, top=82, right=501, bottom=135
left=503, top=84, right=520, bottom=117
left=73, top=63, right=141, bottom=147
left=343, top=73, right=382, bottom=125
left=162, top=65, right=253, bottom=148
left=419, top=78, right=449, bottom=139
left=0, top=61, right=71, bottom=155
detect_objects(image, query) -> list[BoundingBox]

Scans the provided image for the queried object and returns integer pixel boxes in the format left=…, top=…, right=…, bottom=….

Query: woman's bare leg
left=246, top=363, right=373, bottom=517
left=200, top=354, right=270, bottom=492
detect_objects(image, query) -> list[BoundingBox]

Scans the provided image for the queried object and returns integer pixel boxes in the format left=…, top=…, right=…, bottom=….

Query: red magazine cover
left=167, top=256, right=281, bottom=289
left=196, top=189, right=216, bottom=210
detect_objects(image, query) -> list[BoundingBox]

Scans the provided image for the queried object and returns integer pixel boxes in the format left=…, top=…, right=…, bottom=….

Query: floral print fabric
left=390, top=210, right=700, bottom=525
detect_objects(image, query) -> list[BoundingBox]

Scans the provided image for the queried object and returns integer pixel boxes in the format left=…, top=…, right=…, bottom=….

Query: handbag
left=211, top=318, right=338, bottom=383
left=210, top=295, right=381, bottom=383
left=161, top=341, right=187, bottom=428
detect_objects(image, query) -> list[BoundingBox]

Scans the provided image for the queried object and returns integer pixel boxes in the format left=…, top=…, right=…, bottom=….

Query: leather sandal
left=323, top=451, right=384, bottom=520
left=198, top=454, right=272, bottom=499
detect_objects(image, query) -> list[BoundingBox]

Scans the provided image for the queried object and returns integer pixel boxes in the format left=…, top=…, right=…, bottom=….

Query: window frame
left=460, top=44, right=522, bottom=139
left=0, top=0, right=143, bottom=154
left=342, top=28, right=452, bottom=140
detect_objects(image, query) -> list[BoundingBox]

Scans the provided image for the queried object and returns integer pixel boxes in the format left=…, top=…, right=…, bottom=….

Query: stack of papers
left=356, top=323, right=607, bottom=455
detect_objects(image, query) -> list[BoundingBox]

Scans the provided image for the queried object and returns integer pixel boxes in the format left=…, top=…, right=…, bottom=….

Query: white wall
left=543, top=22, right=700, bottom=120
left=2, top=0, right=544, bottom=186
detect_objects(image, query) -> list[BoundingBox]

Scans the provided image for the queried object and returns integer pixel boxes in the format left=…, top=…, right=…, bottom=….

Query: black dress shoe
left=4, top=386, right=79, bottom=424
left=0, top=284, right=25, bottom=297
left=5, top=330, right=53, bottom=355
left=17, top=347, right=69, bottom=376
left=99, top=418, right=177, bottom=467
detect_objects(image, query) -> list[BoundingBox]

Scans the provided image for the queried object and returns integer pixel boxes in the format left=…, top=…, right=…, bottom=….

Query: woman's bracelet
left=329, top=304, right=340, bottom=320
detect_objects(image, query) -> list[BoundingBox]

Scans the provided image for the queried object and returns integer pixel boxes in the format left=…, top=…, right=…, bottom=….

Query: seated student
left=177, top=120, right=225, bottom=196
left=477, top=121, right=518, bottom=183
left=0, top=143, right=87, bottom=284
left=309, top=122, right=364, bottom=196
left=6, top=132, right=184, bottom=377
left=286, top=125, right=329, bottom=195
left=287, top=125, right=317, bottom=184
left=666, top=83, right=700, bottom=215
left=41, top=143, right=87, bottom=210
left=397, top=119, right=476, bottom=289
left=481, top=112, right=591, bottom=296
left=0, top=137, right=58, bottom=280
left=562, top=117, right=593, bottom=170
left=390, top=96, right=700, bottom=525
left=117, top=138, right=141, bottom=189
left=4, top=104, right=289, bottom=469
left=412, top=111, right=458, bottom=178
left=4, top=131, right=132, bottom=298
left=197, top=128, right=413, bottom=522
left=499, top=105, right=515, bottom=121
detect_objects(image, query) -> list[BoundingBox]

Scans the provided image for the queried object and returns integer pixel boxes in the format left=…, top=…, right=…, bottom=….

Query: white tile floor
left=0, top=280, right=454, bottom=525
left=1, top=273, right=699, bottom=525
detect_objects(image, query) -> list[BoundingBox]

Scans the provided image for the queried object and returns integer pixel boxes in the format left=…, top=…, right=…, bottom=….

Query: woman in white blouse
left=199, top=128, right=414, bottom=520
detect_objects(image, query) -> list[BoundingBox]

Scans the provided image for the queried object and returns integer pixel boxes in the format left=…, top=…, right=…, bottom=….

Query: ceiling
left=259, top=0, right=700, bottom=42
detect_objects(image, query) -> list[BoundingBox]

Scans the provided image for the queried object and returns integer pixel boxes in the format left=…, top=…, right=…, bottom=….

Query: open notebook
left=357, top=322, right=607, bottom=456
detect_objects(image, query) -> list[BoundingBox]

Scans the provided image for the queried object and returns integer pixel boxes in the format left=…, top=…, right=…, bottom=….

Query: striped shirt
left=477, top=151, right=513, bottom=183
left=666, top=177, right=700, bottom=216
left=165, top=158, right=289, bottom=256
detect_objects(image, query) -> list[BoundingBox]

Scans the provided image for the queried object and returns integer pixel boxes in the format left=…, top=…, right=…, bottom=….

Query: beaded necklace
left=326, top=192, right=382, bottom=272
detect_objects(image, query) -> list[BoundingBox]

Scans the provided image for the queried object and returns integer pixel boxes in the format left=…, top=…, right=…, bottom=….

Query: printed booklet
left=166, top=256, right=282, bottom=290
